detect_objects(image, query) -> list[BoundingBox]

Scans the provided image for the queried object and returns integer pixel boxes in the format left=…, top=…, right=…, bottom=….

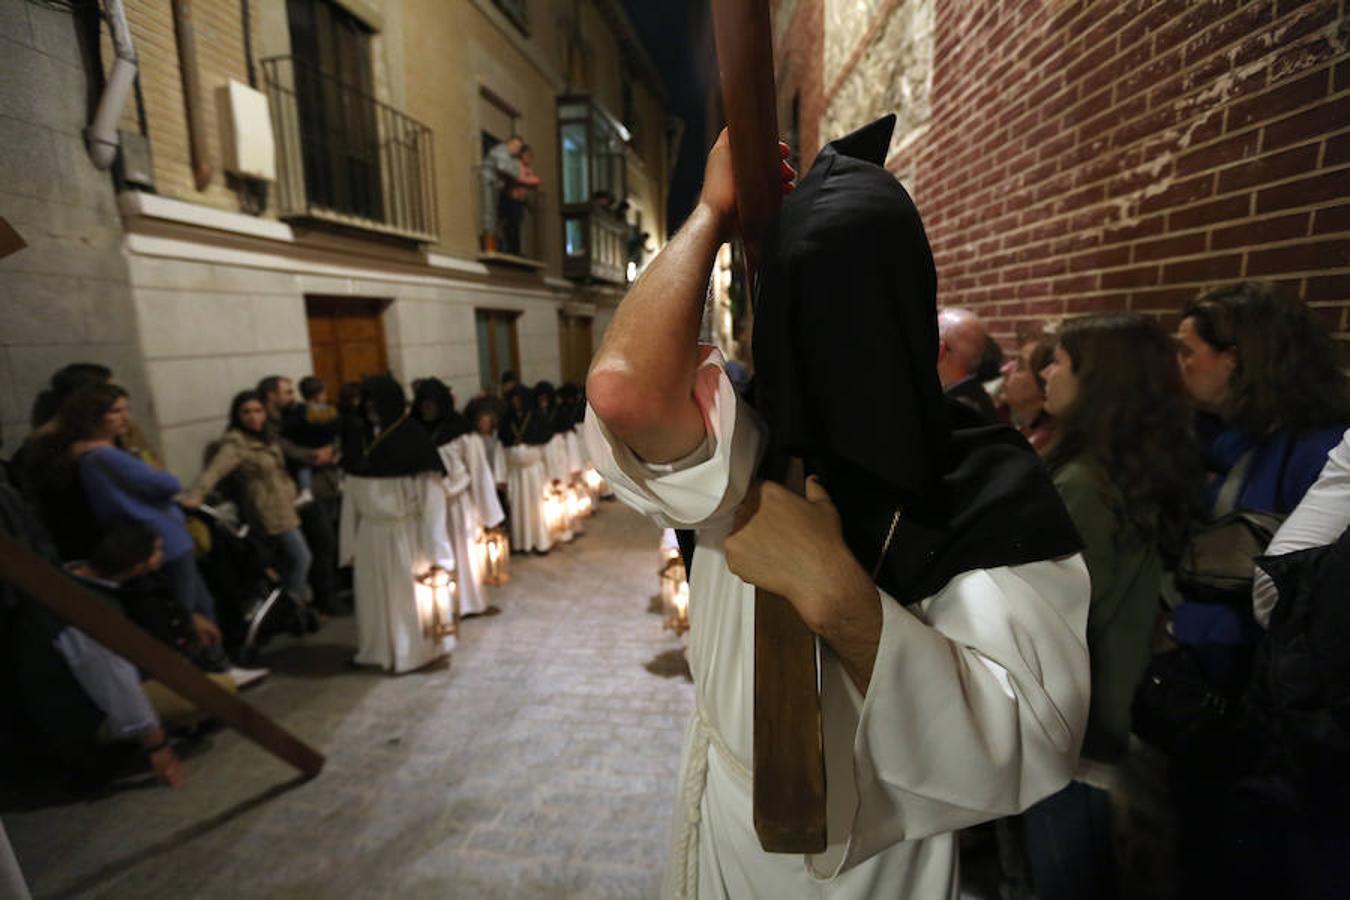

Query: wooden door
left=558, top=313, right=593, bottom=385
left=306, top=296, right=390, bottom=396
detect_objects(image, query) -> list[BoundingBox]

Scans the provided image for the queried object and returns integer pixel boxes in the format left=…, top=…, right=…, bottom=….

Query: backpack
left=1246, top=527, right=1350, bottom=816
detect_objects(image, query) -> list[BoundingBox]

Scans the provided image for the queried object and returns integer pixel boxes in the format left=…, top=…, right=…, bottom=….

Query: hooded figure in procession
left=339, top=375, right=456, bottom=673
left=585, top=116, right=1091, bottom=899
left=500, top=383, right=553, bottom=554
left=413, top=378, right=505, bottom=617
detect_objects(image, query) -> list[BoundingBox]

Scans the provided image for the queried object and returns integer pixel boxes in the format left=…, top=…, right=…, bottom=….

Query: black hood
left=750, top=115, right=1081, bottom=604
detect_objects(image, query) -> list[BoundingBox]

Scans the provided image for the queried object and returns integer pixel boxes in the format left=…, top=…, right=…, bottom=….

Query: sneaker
left=294, top=488, right=315, bottom=508
left=227, top=666, right=270, bottom=690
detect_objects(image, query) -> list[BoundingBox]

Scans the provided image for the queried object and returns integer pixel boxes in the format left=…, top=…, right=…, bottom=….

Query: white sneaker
left=227, top=666, right=270, bottom=689
left=294, top=488, right=315, bottom=508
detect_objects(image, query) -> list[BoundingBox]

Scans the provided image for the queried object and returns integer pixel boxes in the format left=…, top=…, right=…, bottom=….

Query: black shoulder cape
left=360, top=375, right=445, bottom=478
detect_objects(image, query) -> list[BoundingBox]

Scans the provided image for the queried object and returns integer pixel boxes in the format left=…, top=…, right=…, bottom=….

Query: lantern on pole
left=415, top=566, right=458, bottom=639
left=660, top=556, right=689, bottom=636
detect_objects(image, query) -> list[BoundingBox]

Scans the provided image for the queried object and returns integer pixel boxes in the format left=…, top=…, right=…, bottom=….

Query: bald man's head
left=936, top=308, right=988, bottom=387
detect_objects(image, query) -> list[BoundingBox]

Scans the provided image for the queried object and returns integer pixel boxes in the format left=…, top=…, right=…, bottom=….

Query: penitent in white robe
left=437, top=434, right=507, bottom=616
left=583, top=347, right=1092, bottom=900
left=339, top=473, right=456, bottom=673
left=506, top=443, right=552, bottom=553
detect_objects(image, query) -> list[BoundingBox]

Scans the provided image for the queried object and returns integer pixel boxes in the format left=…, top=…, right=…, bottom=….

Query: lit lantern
left=480, top=526, right=511, bottom=585
left=583, top=466, right=609, bottom=499
left=415, top=566, right=458, bottom=640
left=660, top=556, right=690, bottom=636
left=565, top=483, right=588, bottom=533
left=543, top=485, right=570, bottom=540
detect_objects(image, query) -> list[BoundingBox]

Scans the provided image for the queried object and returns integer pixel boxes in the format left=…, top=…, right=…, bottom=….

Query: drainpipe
left=85, top=0, right=137, bottom=170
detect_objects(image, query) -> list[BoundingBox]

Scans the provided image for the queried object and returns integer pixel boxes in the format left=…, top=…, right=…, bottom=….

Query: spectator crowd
left=0, top=361, right=607, bottom=793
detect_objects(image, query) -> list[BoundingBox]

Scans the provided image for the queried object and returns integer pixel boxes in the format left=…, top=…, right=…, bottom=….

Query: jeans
left=274, top=528, right=313, bottom=602
left=162, top=551, right=229, bottom=670
left=1022, top=780, right=1118, bottom=900
left=162, top=551, right=217, bottom=623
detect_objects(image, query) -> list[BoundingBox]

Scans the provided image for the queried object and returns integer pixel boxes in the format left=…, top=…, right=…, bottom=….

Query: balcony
left=558, top=94, right=631, bottom=285
left=474, top=163, right=547, bottom=270
left=263, top=56, right=438, bottom=243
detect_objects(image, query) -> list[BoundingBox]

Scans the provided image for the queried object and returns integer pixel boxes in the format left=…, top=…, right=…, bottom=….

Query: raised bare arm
left=587, top=130, right=791, bottom=464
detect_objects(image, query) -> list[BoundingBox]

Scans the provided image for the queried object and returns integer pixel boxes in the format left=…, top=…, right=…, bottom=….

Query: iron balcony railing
left=263, top=56, right=438, bottom=243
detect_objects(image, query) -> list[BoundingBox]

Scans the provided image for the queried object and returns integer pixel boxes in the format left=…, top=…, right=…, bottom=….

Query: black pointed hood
left=750, top=115, right=1081, bottom=605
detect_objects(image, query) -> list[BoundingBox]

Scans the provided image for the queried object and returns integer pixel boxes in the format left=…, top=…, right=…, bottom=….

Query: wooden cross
left=0, top=531, right=325, bottom=779
left=711, top=0, right=828, bottom=855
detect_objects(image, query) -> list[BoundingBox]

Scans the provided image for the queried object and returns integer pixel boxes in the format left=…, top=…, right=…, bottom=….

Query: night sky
left=620, top=0, right=714, bottom=235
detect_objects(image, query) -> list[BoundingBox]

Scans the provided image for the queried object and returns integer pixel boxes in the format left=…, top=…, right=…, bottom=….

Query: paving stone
left=3, top=503, right=688, bottom=899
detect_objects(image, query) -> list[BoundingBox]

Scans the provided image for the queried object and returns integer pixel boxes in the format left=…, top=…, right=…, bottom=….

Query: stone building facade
left=0, top=0, right=676, bottom=480
left=771, top=0, right=1349, bottom=357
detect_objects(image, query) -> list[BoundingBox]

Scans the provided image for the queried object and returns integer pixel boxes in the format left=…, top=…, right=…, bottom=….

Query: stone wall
left=123, top=243, right=566, bottom=482
left=0, top=0, right=152, bottom=455
left=783, top=0, right=1350, bottom=358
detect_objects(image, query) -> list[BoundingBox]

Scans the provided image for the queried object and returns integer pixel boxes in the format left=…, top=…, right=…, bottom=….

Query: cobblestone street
left=4, top=502, right=693, bottom=899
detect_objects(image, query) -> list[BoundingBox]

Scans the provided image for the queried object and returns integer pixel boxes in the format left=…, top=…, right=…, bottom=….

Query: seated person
left=7, top=526, right=239, bottom=787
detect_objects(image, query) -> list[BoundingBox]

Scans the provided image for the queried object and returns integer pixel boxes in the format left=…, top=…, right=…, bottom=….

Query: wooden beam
left=0, top=531, right=325, bottom=779
left=711, top=0, right=827, bottom=855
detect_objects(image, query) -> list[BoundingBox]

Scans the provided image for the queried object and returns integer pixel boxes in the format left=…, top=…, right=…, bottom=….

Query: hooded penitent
left=751, top=115, right=1081, bottom=605
left=412, top=377, right=471, bottom=447
left=359, top=374, right=445, bottom=478
left=523, top=382, right=557, bottom=445
left=499, top=385, right=534, bottom=447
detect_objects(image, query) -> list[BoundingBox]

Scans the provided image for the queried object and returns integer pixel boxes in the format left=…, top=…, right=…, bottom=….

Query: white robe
left=467, top=432, right=508, bottom=517
left=583, top=348, right=1091, bottom=899
left=339, top=473, right=456, bottom=673
left=436, top=436, right=490, bottom=617
left=544, top=433, right=577, bottom=542
left=506, top=443, right=552, bottom=553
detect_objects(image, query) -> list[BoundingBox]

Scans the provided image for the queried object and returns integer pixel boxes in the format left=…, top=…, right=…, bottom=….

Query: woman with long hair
left=1170, top=282, right=1350, bottom=895
left=1026, top=313, right=1203, bottom=898
left=414, top=378, right=504, bottom=617
left=183, top=392, right=313, bottom=622
left=338, top=375, right=455, bottom=673
left=33, top=384, right=246, bottom=678
left=1177, top=281, right=1350, bottom=516
left=999, top=328, right=1058, bottom=455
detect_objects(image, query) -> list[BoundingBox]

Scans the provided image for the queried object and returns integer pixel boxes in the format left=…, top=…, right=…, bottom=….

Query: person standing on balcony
left=480, top=135, right=534, bottom=254
left=500, top=144, right=541, bottom=256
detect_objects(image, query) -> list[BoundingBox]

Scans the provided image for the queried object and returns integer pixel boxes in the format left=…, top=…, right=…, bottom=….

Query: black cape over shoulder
left=360, top=375, right=445, bottom=478
left=749, top=115, right=1082, bottom=605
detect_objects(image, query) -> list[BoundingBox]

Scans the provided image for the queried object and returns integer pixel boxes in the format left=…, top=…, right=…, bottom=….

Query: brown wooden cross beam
left=0, top=530, right=325, bottom=779
left=711, top=0, right=828, bottom=855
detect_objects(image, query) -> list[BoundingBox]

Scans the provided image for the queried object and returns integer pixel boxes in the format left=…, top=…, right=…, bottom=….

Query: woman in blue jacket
left=55, top=385, right=224, bottom=655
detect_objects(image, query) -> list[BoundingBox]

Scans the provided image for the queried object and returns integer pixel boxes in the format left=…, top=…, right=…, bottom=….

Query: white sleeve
left=1253, top=429, right=1350, bottom=627
left=465, top=436, right=505, bottom=527
left=809, top=557, right=1092, bottom=878
left=419, top=474, right=455, bottom=571
left=581, top=348, right=765, bottom=530
left=438, top=442, right=472, bottom=499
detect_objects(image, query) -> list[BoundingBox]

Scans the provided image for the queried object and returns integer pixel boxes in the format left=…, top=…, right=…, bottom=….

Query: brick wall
left=111, top=0, right=260, bottom=213
left=793, top=0, right=1350, bottom=361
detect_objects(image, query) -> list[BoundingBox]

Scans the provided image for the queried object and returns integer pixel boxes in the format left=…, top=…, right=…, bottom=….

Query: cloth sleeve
left=419, top=473, right=455, bottom=571
left=52, top=626, right=159, bottom=740
left=185, top=438, right=244, bottom=502
left=1053, top=466, right=1128, bottom=638
left=1254, top=428, right=1350, bottom=627
left=581, top=347, right=765, bottom=530
left=810, top=557, right=1092, bottom=878
left=93, top=447, right=183, bottom=501
left=466, top=437, right=505, bottom=527
left=437, top=443, right=472, bottom=499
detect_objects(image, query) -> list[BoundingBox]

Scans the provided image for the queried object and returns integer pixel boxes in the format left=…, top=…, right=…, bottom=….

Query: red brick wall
left=800, top=0, right=1350, bottom=360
